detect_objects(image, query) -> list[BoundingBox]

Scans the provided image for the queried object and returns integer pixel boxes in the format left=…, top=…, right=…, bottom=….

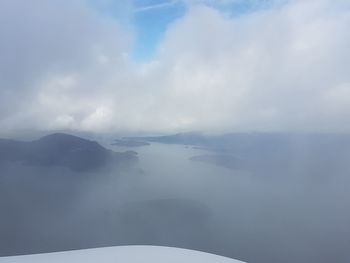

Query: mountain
left=0, top=133, right=138, bottom=172
left=133, top=132, right=350, bottom=172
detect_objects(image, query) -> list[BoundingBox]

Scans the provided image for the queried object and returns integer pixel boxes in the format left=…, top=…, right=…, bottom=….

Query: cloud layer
left=0, top=0, right=349, bottom=134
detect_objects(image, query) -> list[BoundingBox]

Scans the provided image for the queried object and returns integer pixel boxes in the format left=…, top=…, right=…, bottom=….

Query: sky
left=0, top=0, right=349, bottom=134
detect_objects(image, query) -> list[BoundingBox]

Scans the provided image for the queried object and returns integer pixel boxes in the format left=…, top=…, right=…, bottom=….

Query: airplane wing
left=0, top=246, right=245, bottom=263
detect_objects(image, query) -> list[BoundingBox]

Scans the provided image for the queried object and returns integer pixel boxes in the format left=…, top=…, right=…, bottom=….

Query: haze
left=0, top=1, right=350, bottom=263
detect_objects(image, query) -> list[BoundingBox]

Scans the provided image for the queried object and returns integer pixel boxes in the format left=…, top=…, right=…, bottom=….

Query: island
left=111, top=139, right=150, bottom=147
left=0, top=133, right=138, bottom=172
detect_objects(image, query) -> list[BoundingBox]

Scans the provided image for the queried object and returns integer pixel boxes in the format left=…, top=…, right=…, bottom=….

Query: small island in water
left=112, top=139, right=150, bottom=147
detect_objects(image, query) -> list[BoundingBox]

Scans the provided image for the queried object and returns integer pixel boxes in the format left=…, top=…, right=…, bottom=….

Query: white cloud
left=140, top=0, right=350, bottom=132
left=0, top=0, right=132, bottom=133
left=0, top=0, right=349, bottom=134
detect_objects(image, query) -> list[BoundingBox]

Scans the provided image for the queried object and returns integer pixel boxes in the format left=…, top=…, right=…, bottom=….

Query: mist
left=1, top=133, right=350, bottom=263
left=0, top=0, right=349, bottom=262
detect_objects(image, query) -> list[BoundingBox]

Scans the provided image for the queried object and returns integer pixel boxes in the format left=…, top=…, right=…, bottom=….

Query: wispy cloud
left=134, top=0, right=180, bottom=13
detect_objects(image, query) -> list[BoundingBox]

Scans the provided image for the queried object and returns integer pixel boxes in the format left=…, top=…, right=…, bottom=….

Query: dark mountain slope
left=0, top=133, right=137, bottom=172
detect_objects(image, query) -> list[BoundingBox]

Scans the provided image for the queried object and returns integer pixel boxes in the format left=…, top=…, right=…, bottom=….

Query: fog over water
left=0, top=1, right=349, bottom=262
left=1, top=137, right=350, bottom=263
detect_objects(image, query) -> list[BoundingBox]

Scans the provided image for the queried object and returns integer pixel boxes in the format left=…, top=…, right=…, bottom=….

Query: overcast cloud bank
left=0, top=0, right=349, bottom=134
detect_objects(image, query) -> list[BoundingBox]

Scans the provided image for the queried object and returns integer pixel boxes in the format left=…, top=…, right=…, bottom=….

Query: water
left=110, top=142, right=350, bottom=262
left=1, top=142, right=350, bottom=262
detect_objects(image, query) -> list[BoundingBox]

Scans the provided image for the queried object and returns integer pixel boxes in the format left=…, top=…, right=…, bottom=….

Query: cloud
left=0, top=0, right=349, bottom=134
left=0, top=0, right=132, bottom=133
left=134, top=0, right=180, bottom=13
left=140, top=0, right=350, bottom=132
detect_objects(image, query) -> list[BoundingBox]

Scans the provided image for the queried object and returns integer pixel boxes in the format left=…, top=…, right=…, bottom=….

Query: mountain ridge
left=0, top=133, right=137, bottom=172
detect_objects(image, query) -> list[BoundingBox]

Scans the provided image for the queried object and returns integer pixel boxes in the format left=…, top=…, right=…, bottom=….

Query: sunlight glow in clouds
left=0, top=0, right=349, bottom=134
